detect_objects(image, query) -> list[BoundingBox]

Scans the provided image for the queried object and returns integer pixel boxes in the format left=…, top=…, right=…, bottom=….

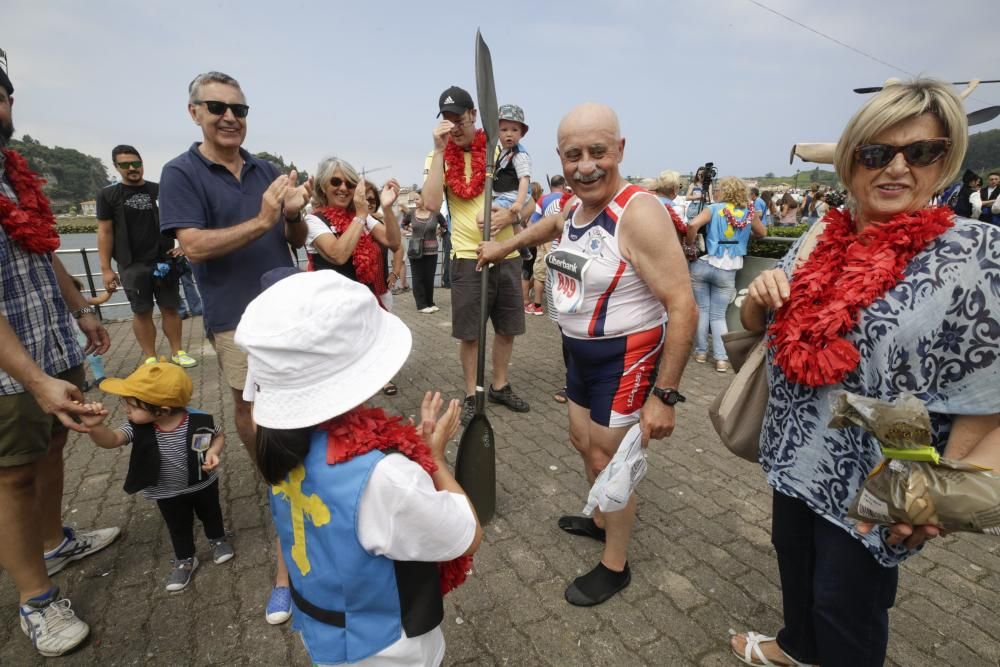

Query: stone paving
left=2, top=287, right=999, bottom=666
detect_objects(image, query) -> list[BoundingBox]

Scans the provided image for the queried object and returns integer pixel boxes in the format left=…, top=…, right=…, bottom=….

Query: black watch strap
left=652, top=387, right=686, bottom=406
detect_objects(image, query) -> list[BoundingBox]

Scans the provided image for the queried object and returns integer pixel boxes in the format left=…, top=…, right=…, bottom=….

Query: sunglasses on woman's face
left=328, top=177, right=356, bottom=189
left=854, top=138, right=951, bottom=170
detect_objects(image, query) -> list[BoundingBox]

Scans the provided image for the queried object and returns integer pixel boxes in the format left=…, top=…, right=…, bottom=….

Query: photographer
left=684, top=163, right=716, bottom=221
left=96, top=145, right=197, bottom=368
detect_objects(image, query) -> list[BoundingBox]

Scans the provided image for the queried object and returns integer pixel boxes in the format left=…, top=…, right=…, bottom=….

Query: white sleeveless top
left=546, top=184, right=667, bottom=339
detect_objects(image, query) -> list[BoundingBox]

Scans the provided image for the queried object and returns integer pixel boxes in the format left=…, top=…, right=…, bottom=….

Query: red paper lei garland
left=320, top=406, right=473, bottom=595
left=444, top=129, right=487, bottom=200
left=0, top=149, right=60, bottom=254
left=314, top=206, right=381, bottom=292
left=767, top=205, right=954, bottom=387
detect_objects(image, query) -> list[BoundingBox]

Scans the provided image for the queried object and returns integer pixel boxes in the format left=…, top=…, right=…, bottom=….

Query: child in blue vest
left=235, top=270, right=482, bottom=666
left=78, top=362, right=233, bottom=592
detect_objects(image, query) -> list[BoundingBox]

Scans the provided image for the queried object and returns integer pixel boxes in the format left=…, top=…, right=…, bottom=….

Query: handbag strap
left=790, top=219, right=827, bottom=275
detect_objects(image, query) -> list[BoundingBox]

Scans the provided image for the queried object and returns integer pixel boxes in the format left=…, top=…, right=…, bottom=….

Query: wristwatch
left=650, top=387, right=686, bottom=406
left=72, top=306, right=97, bottom=319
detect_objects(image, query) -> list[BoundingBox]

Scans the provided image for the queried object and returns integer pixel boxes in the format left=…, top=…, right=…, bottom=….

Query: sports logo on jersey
left=586, top=231, right=604, bottom=257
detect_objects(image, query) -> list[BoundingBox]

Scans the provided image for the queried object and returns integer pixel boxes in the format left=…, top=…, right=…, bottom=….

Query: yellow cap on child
left=99, top=362, right=192, bottom=408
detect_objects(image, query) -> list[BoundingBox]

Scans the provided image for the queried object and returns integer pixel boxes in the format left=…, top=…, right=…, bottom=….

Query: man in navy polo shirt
left=159, top=71, right=311, bottom=625
left=160, top=71, right=310, bottom=449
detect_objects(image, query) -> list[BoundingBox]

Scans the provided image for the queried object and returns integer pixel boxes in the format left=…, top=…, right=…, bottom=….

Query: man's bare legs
left=36, top=431, right=68, bottom=551
left=567, top=401, right=635, bottom=570
left=459, top=334, right=517, bottom=397
left=0, top=461, right=53, bottom=603
left=132, top=311, right=157, bottom=359
left=160, top=307, right=184, bottom=356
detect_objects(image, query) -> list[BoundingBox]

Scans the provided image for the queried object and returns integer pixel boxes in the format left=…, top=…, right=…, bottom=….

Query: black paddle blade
left=968, top=106, right=1000, bottom=126
left=475, top=30, right=499, bottom=151
left=454, top=413, right=496, bottom=525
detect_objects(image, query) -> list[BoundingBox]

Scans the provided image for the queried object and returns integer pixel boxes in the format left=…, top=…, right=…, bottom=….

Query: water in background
left=57, top=232, right=450, bottom=322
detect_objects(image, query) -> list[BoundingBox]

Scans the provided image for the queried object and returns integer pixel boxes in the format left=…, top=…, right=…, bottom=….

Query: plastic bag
left=830, top=392, right=1000, bottom=534
left=583, top=424, right=647, bottom=516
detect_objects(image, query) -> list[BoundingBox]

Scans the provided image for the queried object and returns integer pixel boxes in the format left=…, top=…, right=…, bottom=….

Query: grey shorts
left=450, top=258, right=526, bottom=340
left=120, top=261, right=182, bottom=315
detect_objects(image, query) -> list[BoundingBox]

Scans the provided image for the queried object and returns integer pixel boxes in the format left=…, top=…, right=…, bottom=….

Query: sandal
left=731, top=632, right=813, bottom=666
left=553, top=387, right=568, bottom=404
left=382, top=382, right=398, bottom=396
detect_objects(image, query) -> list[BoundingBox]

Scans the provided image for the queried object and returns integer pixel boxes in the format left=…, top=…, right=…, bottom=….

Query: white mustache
left=573, top=167, right=606, bottom=183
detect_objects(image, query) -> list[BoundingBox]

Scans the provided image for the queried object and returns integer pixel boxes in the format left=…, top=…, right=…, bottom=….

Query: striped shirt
left=118, top=413, right=221, bottom=501
left=0, top=156, right=85, bottom=395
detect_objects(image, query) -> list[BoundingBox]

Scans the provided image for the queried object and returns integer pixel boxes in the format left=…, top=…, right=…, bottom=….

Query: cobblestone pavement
left=2, top=288, right=999, bottom=666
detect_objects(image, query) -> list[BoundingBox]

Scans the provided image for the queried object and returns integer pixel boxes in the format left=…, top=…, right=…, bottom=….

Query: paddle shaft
left=475, top=151, right=496, bottom=415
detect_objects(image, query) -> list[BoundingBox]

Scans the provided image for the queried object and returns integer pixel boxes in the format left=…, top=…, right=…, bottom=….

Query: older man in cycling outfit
left=478, top=103, right=696, bottom=606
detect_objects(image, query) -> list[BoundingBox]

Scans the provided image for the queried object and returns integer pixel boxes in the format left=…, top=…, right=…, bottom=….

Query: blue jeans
left=772, top=491, right=898, bottom=666
left=689, top=260, right=735, bottom=360
left=178, top=269, right=202, bottom=317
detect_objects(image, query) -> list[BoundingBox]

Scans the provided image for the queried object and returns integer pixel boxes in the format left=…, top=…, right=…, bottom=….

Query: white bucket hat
left=234, top=271, right=412, bottom=429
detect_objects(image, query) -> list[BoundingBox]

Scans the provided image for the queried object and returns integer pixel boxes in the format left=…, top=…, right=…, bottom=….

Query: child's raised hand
left=420, top=391, right=461, bottom=460
left=77, top=402, right=109, bottom=428
left=202, top=452, right=220, bottom=472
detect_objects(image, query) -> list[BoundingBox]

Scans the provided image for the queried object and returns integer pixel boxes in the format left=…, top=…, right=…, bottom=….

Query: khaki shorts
left=0, top=365, right=85, bottom=467
left=533, top=242, right=551, bottom=284
left=210, top=329, right=249, bottom=391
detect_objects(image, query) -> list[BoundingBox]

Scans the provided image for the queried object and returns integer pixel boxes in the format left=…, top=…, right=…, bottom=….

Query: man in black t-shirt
left=96, top=145, right=196, bottom=368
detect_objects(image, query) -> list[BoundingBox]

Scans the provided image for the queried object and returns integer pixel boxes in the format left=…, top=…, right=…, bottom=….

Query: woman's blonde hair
left=833, top=78, right=968, bottom=195
left=312, top=156, right=361, bottom=208
left=716, top=176, right=749, bottom=206
left=651, top=170, right=681, bottom=196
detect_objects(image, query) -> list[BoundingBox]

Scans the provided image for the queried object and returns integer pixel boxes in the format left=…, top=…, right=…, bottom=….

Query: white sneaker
left=45, top=526, right=121, bottom=576
left=19, top=594, right=90, bottom=657
left=419, top=306, right=435, bottom=313
left=427, top=305, right=440, bottom=313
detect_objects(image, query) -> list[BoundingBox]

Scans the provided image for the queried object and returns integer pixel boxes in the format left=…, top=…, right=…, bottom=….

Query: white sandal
left=731, top=632, right=813, bottom=666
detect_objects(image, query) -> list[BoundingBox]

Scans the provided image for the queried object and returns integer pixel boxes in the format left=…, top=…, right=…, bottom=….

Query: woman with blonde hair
left=684, top=176, right=766, bottom=371
left=731, top=79, right=1000, bottom=666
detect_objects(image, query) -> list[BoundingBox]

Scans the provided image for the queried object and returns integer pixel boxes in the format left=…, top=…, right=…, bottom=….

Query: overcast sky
left=5, top=0, right=999, bottom=190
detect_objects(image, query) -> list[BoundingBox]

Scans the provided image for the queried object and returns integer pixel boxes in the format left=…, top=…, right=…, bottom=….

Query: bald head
left=557, top=103, right=625, bottom=205
left=557, top=103, right=621, bottom=148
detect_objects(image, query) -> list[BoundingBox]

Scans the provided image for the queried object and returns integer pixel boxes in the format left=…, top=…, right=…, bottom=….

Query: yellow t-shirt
left=424, top=150, right=518, bottom=260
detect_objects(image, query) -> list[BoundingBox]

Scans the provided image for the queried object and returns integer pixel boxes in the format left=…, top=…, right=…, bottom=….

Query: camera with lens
left=701, top=162, right=717, bottom=189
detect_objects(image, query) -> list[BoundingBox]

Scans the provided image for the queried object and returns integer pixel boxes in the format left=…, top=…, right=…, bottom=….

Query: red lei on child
left=314, top=206, right=382, bottom=293
left=767, top=206, right=954, bottom=387
left=320, top=406, right=473, bottom=595
left=444, top=129, right=487, bottom=200
left=0, top=149, right=60, bottom=254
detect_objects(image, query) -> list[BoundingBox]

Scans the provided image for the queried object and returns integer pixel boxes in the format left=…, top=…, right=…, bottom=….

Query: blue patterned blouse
left=761, top=217, right=1000, bottom=566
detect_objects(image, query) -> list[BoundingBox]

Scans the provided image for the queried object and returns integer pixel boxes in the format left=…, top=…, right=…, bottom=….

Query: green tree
left=254, top=151, right=310, bottom=185
left=764, top=172, right=775, bottom=179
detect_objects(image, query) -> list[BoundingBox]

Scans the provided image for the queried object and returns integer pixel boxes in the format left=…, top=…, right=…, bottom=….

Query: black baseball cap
left=437, top=86, right=474, bottom=117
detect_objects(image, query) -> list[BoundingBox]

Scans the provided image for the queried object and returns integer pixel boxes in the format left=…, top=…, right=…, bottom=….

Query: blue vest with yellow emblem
left=269, top=430, right=443, bottom=664
left=705, top=203, right=753, bottom=258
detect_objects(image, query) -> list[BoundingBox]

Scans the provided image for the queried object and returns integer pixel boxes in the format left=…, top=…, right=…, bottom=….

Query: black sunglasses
left=854, top=138, right=951, bottom=170
left=193, top=100, right=250, bottom=118
left=116, top=160, right=142, bottom=169
left=329, top=177, right=356, bottom=189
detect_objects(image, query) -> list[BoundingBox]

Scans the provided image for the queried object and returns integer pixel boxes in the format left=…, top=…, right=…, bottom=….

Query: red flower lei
left=0, top=149, right=60, bottom=254
left=444, top=129, right=487, bottom=200
left=664, top=200, right=686, bottom=236
left=721, top=203, right=752, bottom=230
left=320, top=406, right=473, bottom=595
left=314, top=206, right=381, bottom=292
left=768, top=206, right=954, bottom=387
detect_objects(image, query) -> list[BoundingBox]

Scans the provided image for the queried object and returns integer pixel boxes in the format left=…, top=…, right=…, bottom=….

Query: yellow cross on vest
left=272, top=465, right=331, bottom=575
